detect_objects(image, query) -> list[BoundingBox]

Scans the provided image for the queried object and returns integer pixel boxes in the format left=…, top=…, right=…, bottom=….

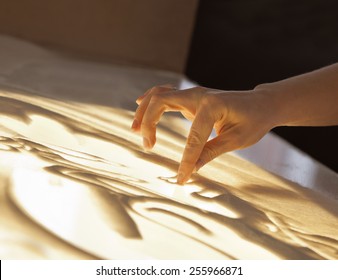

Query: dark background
left=185, top=0, right=338, bottom=172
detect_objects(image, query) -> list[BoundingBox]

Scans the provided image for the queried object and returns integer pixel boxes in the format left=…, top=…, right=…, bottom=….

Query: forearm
left=255, top=63, right=338, bottom=127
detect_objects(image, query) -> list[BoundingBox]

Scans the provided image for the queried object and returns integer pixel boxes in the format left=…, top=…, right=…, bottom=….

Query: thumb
left=195, top=134, right=235, bottom=171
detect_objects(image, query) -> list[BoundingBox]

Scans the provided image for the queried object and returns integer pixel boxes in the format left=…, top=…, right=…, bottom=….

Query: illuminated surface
left=0, top=36, right=337, bottom=259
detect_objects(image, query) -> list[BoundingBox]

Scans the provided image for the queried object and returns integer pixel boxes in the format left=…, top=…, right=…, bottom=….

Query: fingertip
left=143, top=137, right=154, bottom=151
left=136, top=98, right=142, bottom=105
left=177, top=172, right=187, bottom=185
left=177, top=163, right=193, bottom=185
left=176, top=163, right=202, bottom=185
left=131, top=119, right=139, bottom=131
left=136, top=92, right=148, bottom=104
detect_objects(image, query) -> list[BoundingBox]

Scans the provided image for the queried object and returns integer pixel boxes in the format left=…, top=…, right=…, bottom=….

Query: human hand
left=132, top=85, right=276, bottom=184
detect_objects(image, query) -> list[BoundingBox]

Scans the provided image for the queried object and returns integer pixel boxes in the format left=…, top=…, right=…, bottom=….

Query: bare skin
left=132, top=63, right=338, bottom=184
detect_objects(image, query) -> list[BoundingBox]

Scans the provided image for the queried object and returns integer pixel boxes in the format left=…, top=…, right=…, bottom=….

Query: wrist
left=253, top=83, right=287, bottom=128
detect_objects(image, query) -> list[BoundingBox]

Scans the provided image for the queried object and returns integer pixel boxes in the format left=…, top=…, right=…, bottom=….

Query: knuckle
left=186, top=86, right=206, bottom=99
left=200, top=95, right=210, bottom=107
left=186, top=131, right=204, bottom=149
left=149, top=93, right=164, bottom=103
left=150, top=85, right=161, bottom=92
left=199, top=93, right=217, bottom=111
left=141, top=119, right=156, bottom=130
left=151, top=85, right=172, bottom=95
left=148, top=95, right=167, bottom=111
left=148, top=86, right=163, bottom=97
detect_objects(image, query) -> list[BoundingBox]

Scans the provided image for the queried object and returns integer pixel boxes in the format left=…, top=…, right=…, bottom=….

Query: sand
left=0, top=35, right=337, bottom=259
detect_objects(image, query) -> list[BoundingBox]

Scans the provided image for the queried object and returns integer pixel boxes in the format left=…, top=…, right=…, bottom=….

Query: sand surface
left=0, top=35, right=337, bottom=259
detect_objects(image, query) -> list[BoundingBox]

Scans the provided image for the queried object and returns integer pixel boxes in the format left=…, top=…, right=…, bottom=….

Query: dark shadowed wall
left=0, top=0, right=198, bottom=72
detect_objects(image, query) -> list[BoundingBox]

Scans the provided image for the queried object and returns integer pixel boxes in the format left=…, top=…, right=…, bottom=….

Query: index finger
left=177, top=110, right=214, bottom=184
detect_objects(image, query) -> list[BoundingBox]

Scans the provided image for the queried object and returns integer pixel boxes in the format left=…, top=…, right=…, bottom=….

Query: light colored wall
left=0, top=0, right=198, bottom=72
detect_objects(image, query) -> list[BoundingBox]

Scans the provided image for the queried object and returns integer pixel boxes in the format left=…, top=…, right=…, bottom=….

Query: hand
left=132, top=85, right=276, bottom=184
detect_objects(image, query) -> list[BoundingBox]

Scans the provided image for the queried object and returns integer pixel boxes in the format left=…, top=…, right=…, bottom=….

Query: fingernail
left=131, top=119, right=139, bottom=130
left=177, top=172, right=186, bottom=185
left=143, top=137, right=151, bottom=150
left=136, top=93, right=146, bottom=104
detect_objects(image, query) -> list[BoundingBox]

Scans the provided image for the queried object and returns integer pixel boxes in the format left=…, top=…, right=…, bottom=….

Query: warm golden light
left=1, top=89, right=338, bottom=260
